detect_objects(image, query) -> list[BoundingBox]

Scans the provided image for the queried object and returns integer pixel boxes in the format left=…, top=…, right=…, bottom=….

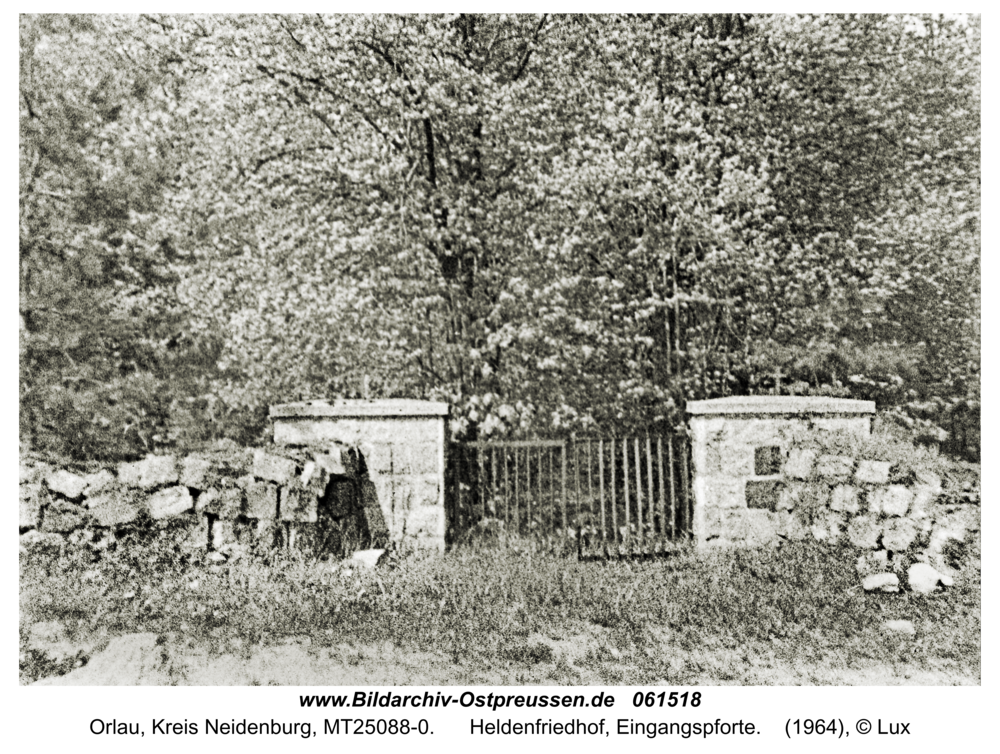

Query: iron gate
left=447, top=434, right=693, bottom=558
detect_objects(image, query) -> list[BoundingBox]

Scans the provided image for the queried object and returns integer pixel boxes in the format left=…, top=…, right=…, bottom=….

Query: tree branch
left=511, top=14, right=549, bottom=82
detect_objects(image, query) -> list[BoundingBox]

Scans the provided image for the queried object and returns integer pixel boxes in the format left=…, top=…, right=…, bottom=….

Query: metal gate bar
left=448, top=433, right=691, bottom=556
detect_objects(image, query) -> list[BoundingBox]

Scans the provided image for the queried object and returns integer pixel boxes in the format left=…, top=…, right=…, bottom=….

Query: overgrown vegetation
left=21, top=527, right=980, bottom=685
left=20, top=14, right=980, bottom=459
left=798, top=417, right=981, bottom=485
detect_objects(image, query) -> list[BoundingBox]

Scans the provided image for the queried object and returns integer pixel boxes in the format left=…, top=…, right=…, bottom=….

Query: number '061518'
left=632, top=691, right=701, bottom=708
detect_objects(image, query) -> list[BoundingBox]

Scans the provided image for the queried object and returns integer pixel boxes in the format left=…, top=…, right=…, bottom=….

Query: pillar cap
left=686, top=396, right=875, bottom=416
left=270, top=399, right=449, bottom=418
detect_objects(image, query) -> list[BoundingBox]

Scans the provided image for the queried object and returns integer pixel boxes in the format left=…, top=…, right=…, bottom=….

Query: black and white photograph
left=19, top=10, right=980, bottom=704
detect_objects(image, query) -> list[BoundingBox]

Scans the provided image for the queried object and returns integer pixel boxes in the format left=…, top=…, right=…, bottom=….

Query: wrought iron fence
left=447, top=434, right=692, bottom=558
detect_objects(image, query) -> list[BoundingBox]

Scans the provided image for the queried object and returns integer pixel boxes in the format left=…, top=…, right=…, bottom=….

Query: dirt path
left=30, top=630, right=978, bottom=687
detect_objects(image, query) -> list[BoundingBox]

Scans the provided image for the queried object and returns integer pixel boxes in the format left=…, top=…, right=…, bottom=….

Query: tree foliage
left=19, top=14, right=980, bottom=458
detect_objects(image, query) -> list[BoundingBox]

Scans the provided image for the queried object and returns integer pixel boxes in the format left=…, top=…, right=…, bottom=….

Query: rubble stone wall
left=19, top=443, right=379, bottom=559
left=688, top=396, right=981, bottom=591
left=20, top=401, right=450, bottom=559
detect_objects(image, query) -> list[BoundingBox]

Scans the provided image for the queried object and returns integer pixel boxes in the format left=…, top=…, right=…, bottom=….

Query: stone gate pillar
left=269, top=399, right=449, bottom=551
left=686, top=396, right=875, bottom=549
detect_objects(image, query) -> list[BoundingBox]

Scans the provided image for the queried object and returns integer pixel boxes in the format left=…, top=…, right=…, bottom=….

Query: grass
left=801, top=417, right=979, bottom=485
left=19, top=517, right=981, bottom=685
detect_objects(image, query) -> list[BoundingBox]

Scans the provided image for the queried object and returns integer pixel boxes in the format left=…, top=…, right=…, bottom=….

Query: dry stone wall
left=20, top=400, right=449, bottom=561
left=689, top=396, right=980, bottom=593
left=19, top=441, right=391, bottom=561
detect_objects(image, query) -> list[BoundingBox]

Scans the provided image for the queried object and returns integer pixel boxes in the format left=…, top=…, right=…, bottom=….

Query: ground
left=29, top=622, right=978, bottom=686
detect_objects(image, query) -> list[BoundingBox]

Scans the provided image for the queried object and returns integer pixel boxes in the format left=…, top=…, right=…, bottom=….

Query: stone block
left=830, top=484, right=860, bottom=513
left=275, top=419, right=360, bottom=446
left=707, top=443, right=753, bottom=476
left=42, top=499, right=92, bottom=533
left=252, top=519, right=283, bottom=549
left=20, top=460, right=40, bottom=484
left=815, top=455, right=855, bottom=480
left=138, top=455, right=179, bottom=489
left=45, top=469, right=87, bottom=500
left=856, top=549, right=889, bottom=576
left=118, top=460, right=144, bottom=487
left=389, top=443, right=412, bottom=475
left=745, top=479, right=783, bottom=511
left=82, top=469, right=115, bottom=497
left=778, top=481, right=828, bottom=514
left=910, top=485, right=938, bottom=519
left=869, top=485, right=912, bottom=517
left=405, top=442, right=442, bottom=474
left=20, top=530, right=65, bottom=553
left=180, top=457, right=215, bottom=490
left=246, top=482, right=278, bottom=519
left=148, top=486, right=193, bottom=519
left=197, top=488, right=244, bottom=518
left=67, top=528, right=96, bottom=547
left=300, top=461, right=330, bottom=499
left=847, top=514, right=880, bottom=549
left=776, top=510, right=809, bottom=540
left=926, top=506, right=978, bottom=557
left=20, top=483, right=44, bottom=529
left=234, top=474, right=256, bottom=490
left=280, top=485, right=318, bottom=523
left=414, top=473, right=441, bottom=506
left=315, top=447, right=354, bottom=478
left=914, top=469, right=942, bottom=494
left=810, top=510, right=846, bottom=543
left=812, top=416, right=871, bottom=438
left=726, top=418, right=790, bottom=446
left=855, top=460, right=891, bottom=484
left=729, top=509, right=777, bottom=546
left=275, top=416, right=439, bottom=447
left=776, top=481, right=801, bottom=512
left=210, top=519, right=239, bottom=550
left=785, top=448, right=816, bottom=479
left=253, top=450, right=297, bottom=484
left=204, top=447, right=253, bottom=477
left=351, top=549, right=385, bottom=569
left=181, top=517, right=209, bottom=549
left=299, top=460, right=317, bottom=486
left=87, top=488, right=143, bottom=527
left=862, top=572, right=899, bottom=592
left=360, top=442, right=393, bottom=474
left=703, top=477, right=745, bottom=508
left=907, top=562, right=948, bottom=594
left=404, top=506, right=445, bottom=546
left=883, top=620, right=916, bottom=636
left=356, top=418, right=438, bottom=445
left=882, top=517, right=918, bottom=552
left=704, top=507, right=726, bottom=538
left=950, top=504, right=980, bottom=533
left=392, top=484, right=414, bottom=515
left=195, top=488, right=218, bottom=515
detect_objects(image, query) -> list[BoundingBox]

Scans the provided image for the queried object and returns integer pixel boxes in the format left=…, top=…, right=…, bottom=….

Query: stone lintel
left=686, top=396, right=875, bottom=416
left=270, top=399, right=449, bottom=419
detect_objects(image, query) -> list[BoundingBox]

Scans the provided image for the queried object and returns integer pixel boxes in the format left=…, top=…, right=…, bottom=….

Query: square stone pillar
left=686, top=396, right=875, bottom=549
left=269, top=399, right=449, bottom=551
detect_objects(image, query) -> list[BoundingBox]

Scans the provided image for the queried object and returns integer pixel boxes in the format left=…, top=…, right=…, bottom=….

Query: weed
left=503, top=641, right=554, bottom=665
left=20, top=528, right=979, bottom=684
